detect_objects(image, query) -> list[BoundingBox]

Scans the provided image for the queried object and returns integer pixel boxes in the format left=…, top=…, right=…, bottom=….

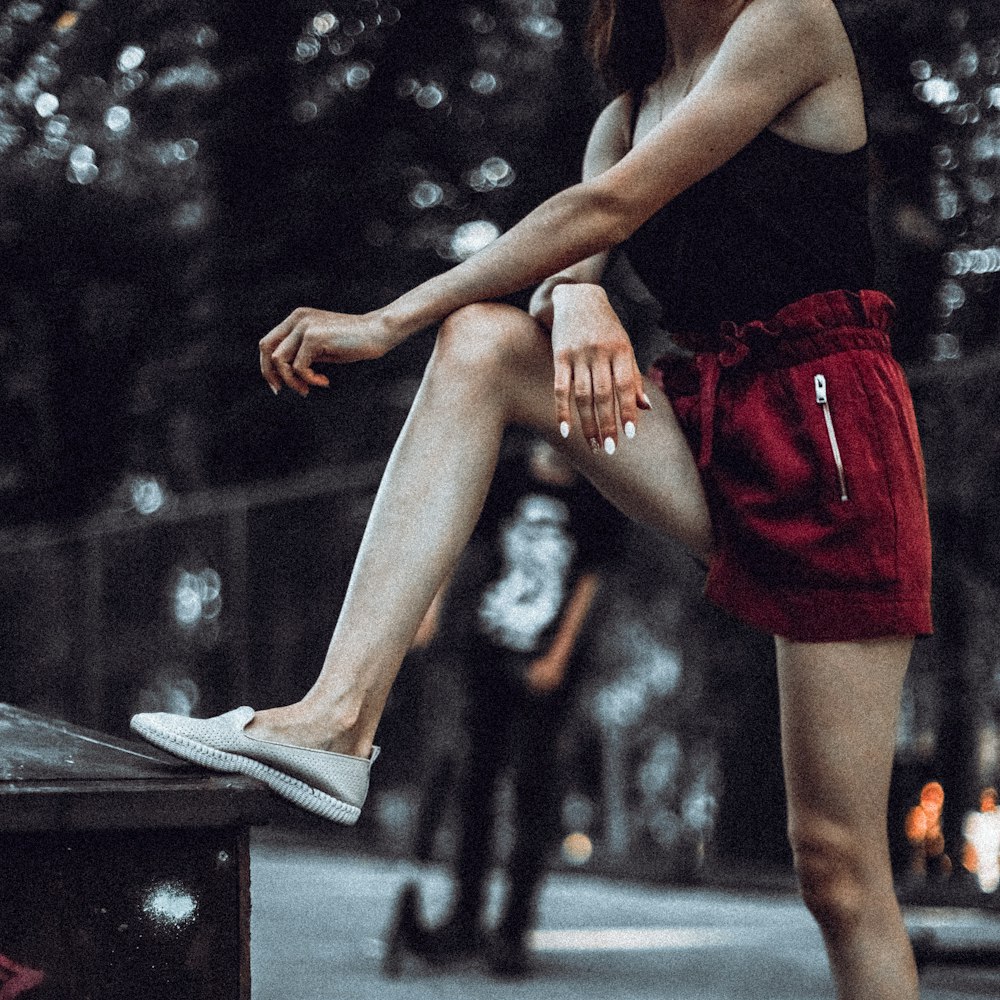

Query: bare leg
left=249, top=303, right=711, bottom=754
left=776, top=635, right=919, bottom=1000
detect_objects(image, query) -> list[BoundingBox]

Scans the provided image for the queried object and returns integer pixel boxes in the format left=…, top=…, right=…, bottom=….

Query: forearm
left=546, top=252, right=611, bottom=288
left=380, top=183, right=623, bottom=342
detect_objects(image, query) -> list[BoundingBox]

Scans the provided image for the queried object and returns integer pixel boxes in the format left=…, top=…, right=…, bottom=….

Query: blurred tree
left=208, top=0, right=595, bottom=480
left=0, top=0, right=222, bottom=520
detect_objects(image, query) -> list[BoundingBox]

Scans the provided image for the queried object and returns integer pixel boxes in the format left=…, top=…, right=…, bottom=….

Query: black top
left=622, top=112, right=877, bottom=333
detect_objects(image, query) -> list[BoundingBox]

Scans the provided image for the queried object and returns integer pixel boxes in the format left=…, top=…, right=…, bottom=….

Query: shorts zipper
left=814, top=374, right=849, bottom=502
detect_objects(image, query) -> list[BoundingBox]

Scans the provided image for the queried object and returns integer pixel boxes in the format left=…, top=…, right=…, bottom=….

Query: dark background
left=1, top=0, right=999, bottom=894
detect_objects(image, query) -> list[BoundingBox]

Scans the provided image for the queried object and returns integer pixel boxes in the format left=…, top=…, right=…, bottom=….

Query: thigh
left=482, top=303, right=713, bottom=559
left=775, top=636, right=912, bottom=849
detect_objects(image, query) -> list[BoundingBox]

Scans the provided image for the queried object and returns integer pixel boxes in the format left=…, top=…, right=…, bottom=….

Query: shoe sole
left=130, top=716, right=361, bottom=825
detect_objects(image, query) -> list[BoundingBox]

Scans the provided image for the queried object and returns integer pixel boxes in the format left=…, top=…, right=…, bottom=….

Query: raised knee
left=790, top=827, right=869, bottom=938
left=433, top=302, right=541, bottom=376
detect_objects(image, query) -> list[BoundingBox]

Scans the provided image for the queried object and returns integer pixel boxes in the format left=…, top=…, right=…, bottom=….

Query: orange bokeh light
left=905, top=805, right=928, bottom=842
left=920, top=781, right=945, bottom=814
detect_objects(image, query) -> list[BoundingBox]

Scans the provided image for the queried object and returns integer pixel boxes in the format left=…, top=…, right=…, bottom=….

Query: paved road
left=250, top=835, right=1000, bottom=1000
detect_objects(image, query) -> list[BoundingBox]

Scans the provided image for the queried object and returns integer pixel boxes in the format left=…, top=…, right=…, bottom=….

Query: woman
left=132, top=1, right=931, bottom=995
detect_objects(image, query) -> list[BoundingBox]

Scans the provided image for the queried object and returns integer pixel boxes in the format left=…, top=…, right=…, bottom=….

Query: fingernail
left=604, top=437, right=616, bottom=456
left=559, top=420, right=570, bottom=439
left=624, top=421, right=636, bottom=440
left=589, top=438, right=601, bottom=453
left=270, top=385, right=279, bottom=396
left=642, top=392, right=652, bottom=408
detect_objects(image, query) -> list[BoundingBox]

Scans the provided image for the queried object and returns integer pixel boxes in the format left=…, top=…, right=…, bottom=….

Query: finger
left=291, top=334, right=331, bottom=389
left=591, top=359, right=617, bottom=455
left=635, top=360, right=653, bottom=410
left=613, top=352, right=638, bottom=441
left=259, top=313, right=298, bottom=394
left=572, top=363, right=601, bottom=453
left=553, top=353, right=573, bottom=440
left=271, top=325, right=313, bottom=396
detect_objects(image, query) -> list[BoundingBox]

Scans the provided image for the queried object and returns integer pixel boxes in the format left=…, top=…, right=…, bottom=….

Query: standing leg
left=498, top=688, right=567, bottom=959
left=776, top=635, right=919, bottom=999
left=447, top=668, right=513, bottom=935
left=412, top=654, right=468, bottom=862
left=248, top=303, right=711, bottom=756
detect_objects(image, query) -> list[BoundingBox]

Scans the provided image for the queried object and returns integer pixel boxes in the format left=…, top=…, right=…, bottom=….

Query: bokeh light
left=448, top=219, right=500, bottom=260
left=173, top=568, right=222, bottom=628
left=141, top=882, right=198, bottom=932
left=561, top=831, right=593, bottom=865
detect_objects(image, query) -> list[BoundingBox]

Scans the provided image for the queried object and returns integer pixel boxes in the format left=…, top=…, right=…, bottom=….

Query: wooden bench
left=0, top=704, right=282, bottom=1000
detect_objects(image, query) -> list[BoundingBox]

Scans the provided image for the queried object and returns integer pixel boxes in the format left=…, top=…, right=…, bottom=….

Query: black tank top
left=621, top=103, right=878, bottom=332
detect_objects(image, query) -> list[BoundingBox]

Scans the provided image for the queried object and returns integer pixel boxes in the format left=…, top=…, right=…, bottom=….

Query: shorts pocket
left=714, top=355, right=901, bottom=590
left=791, top=355, right=900, bottom=586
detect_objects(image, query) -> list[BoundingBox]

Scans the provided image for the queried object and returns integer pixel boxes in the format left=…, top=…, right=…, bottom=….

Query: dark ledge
left=0, top=703, right=285, bottom=832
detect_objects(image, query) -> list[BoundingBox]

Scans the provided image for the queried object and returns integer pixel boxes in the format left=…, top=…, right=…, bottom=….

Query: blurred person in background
left=382, top=431, right=619, bottom=979
left=133, top=1, right=933, bottom=996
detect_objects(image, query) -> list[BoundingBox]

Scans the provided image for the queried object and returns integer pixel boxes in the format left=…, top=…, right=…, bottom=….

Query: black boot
left=382, top=881, right=422, bottom=978
left=486, top=925, right=532, bottom=979
left=382, top=882, right=484, bottom=975
left=414, top=914, right=483, bottom=966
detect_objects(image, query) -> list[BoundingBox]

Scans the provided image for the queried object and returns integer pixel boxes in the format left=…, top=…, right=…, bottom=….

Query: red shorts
left=650, top=289, right=933, bottom=642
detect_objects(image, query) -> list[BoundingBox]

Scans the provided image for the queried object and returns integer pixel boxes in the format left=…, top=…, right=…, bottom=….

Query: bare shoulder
left=736, top=0, right=845, bottom=38
left=583, top=92, right=633, bottom=172
left=724, top=0, right=853, bottom=74
left=721, top=0, right=866, bottom=149
left=592, top=93, right=632, bottom=144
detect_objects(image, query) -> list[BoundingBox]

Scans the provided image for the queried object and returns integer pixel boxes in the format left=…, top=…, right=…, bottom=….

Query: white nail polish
left=271, top=385, right=279, bottom=396
left=560, top=420, right=570, bottom=439
left=642, top=392, right=652, bottom=408
left=589, top=438, right=601, bottom=453
left=604, top=437, right=616, bottom=456
left=624, top=421, right=636, bottom=439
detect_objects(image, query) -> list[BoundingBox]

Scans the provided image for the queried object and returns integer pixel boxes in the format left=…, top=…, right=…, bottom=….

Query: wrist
left=551, top=281, right=608, bottom=310
left=374, top=301, right=417, bottom=350
left=541, top=273, right=580, bottom=292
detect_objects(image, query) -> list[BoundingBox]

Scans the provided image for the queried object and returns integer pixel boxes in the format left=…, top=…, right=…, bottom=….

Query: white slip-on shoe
left=129, top=706, right=379, bottom=825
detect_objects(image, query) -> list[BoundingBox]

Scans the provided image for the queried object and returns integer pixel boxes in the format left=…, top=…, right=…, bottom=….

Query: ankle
left=298, top=698, right=376, bottom=758
left=250, top=701, right=375, bottom=758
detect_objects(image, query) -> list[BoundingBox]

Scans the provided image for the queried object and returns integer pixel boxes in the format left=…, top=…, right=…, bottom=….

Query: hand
left=524, top=654, right=566, bottom=695
left=259, top=307, right=398, bottom=396
left=529, top=275, right=578, bottom=330
left=550, top=283, right=650, bottom=453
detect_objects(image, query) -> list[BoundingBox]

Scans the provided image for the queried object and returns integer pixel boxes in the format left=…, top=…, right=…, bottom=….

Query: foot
left=382, top=882, right=421, bottom=978
left=414, top=918, right=483, bottom=967
left=129, top=706, right=379, bottom=824
left=382, top=888, right=483, bottom=976
left=245, top=703, right=372, bottom=758
left=487, top=932, right=532, bottom=979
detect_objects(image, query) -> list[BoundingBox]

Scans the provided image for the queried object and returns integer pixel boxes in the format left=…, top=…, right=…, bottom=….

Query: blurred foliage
left=0, top=0, right=592, bottom=524
left=1, top=0, right=996, bottom=526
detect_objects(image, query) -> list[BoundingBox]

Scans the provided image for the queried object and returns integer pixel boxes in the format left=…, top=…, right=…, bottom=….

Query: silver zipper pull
left=814, top=373, right=848, bottom=502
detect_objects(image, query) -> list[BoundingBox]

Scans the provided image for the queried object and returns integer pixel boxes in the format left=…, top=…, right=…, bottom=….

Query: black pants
left=448, top=659, right=570, bottom=943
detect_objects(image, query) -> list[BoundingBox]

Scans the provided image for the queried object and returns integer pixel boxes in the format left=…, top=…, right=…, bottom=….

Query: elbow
left=581, top=181, right=644, bottom=247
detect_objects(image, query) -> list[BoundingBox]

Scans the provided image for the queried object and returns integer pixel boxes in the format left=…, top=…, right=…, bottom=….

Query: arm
left=262, top=0, right=838, bottom=391
left=381, top=0, right=831, bottom=337
left=524, top=571, right=600, bottom=694
left=528, top=93, right=634, bottom=329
